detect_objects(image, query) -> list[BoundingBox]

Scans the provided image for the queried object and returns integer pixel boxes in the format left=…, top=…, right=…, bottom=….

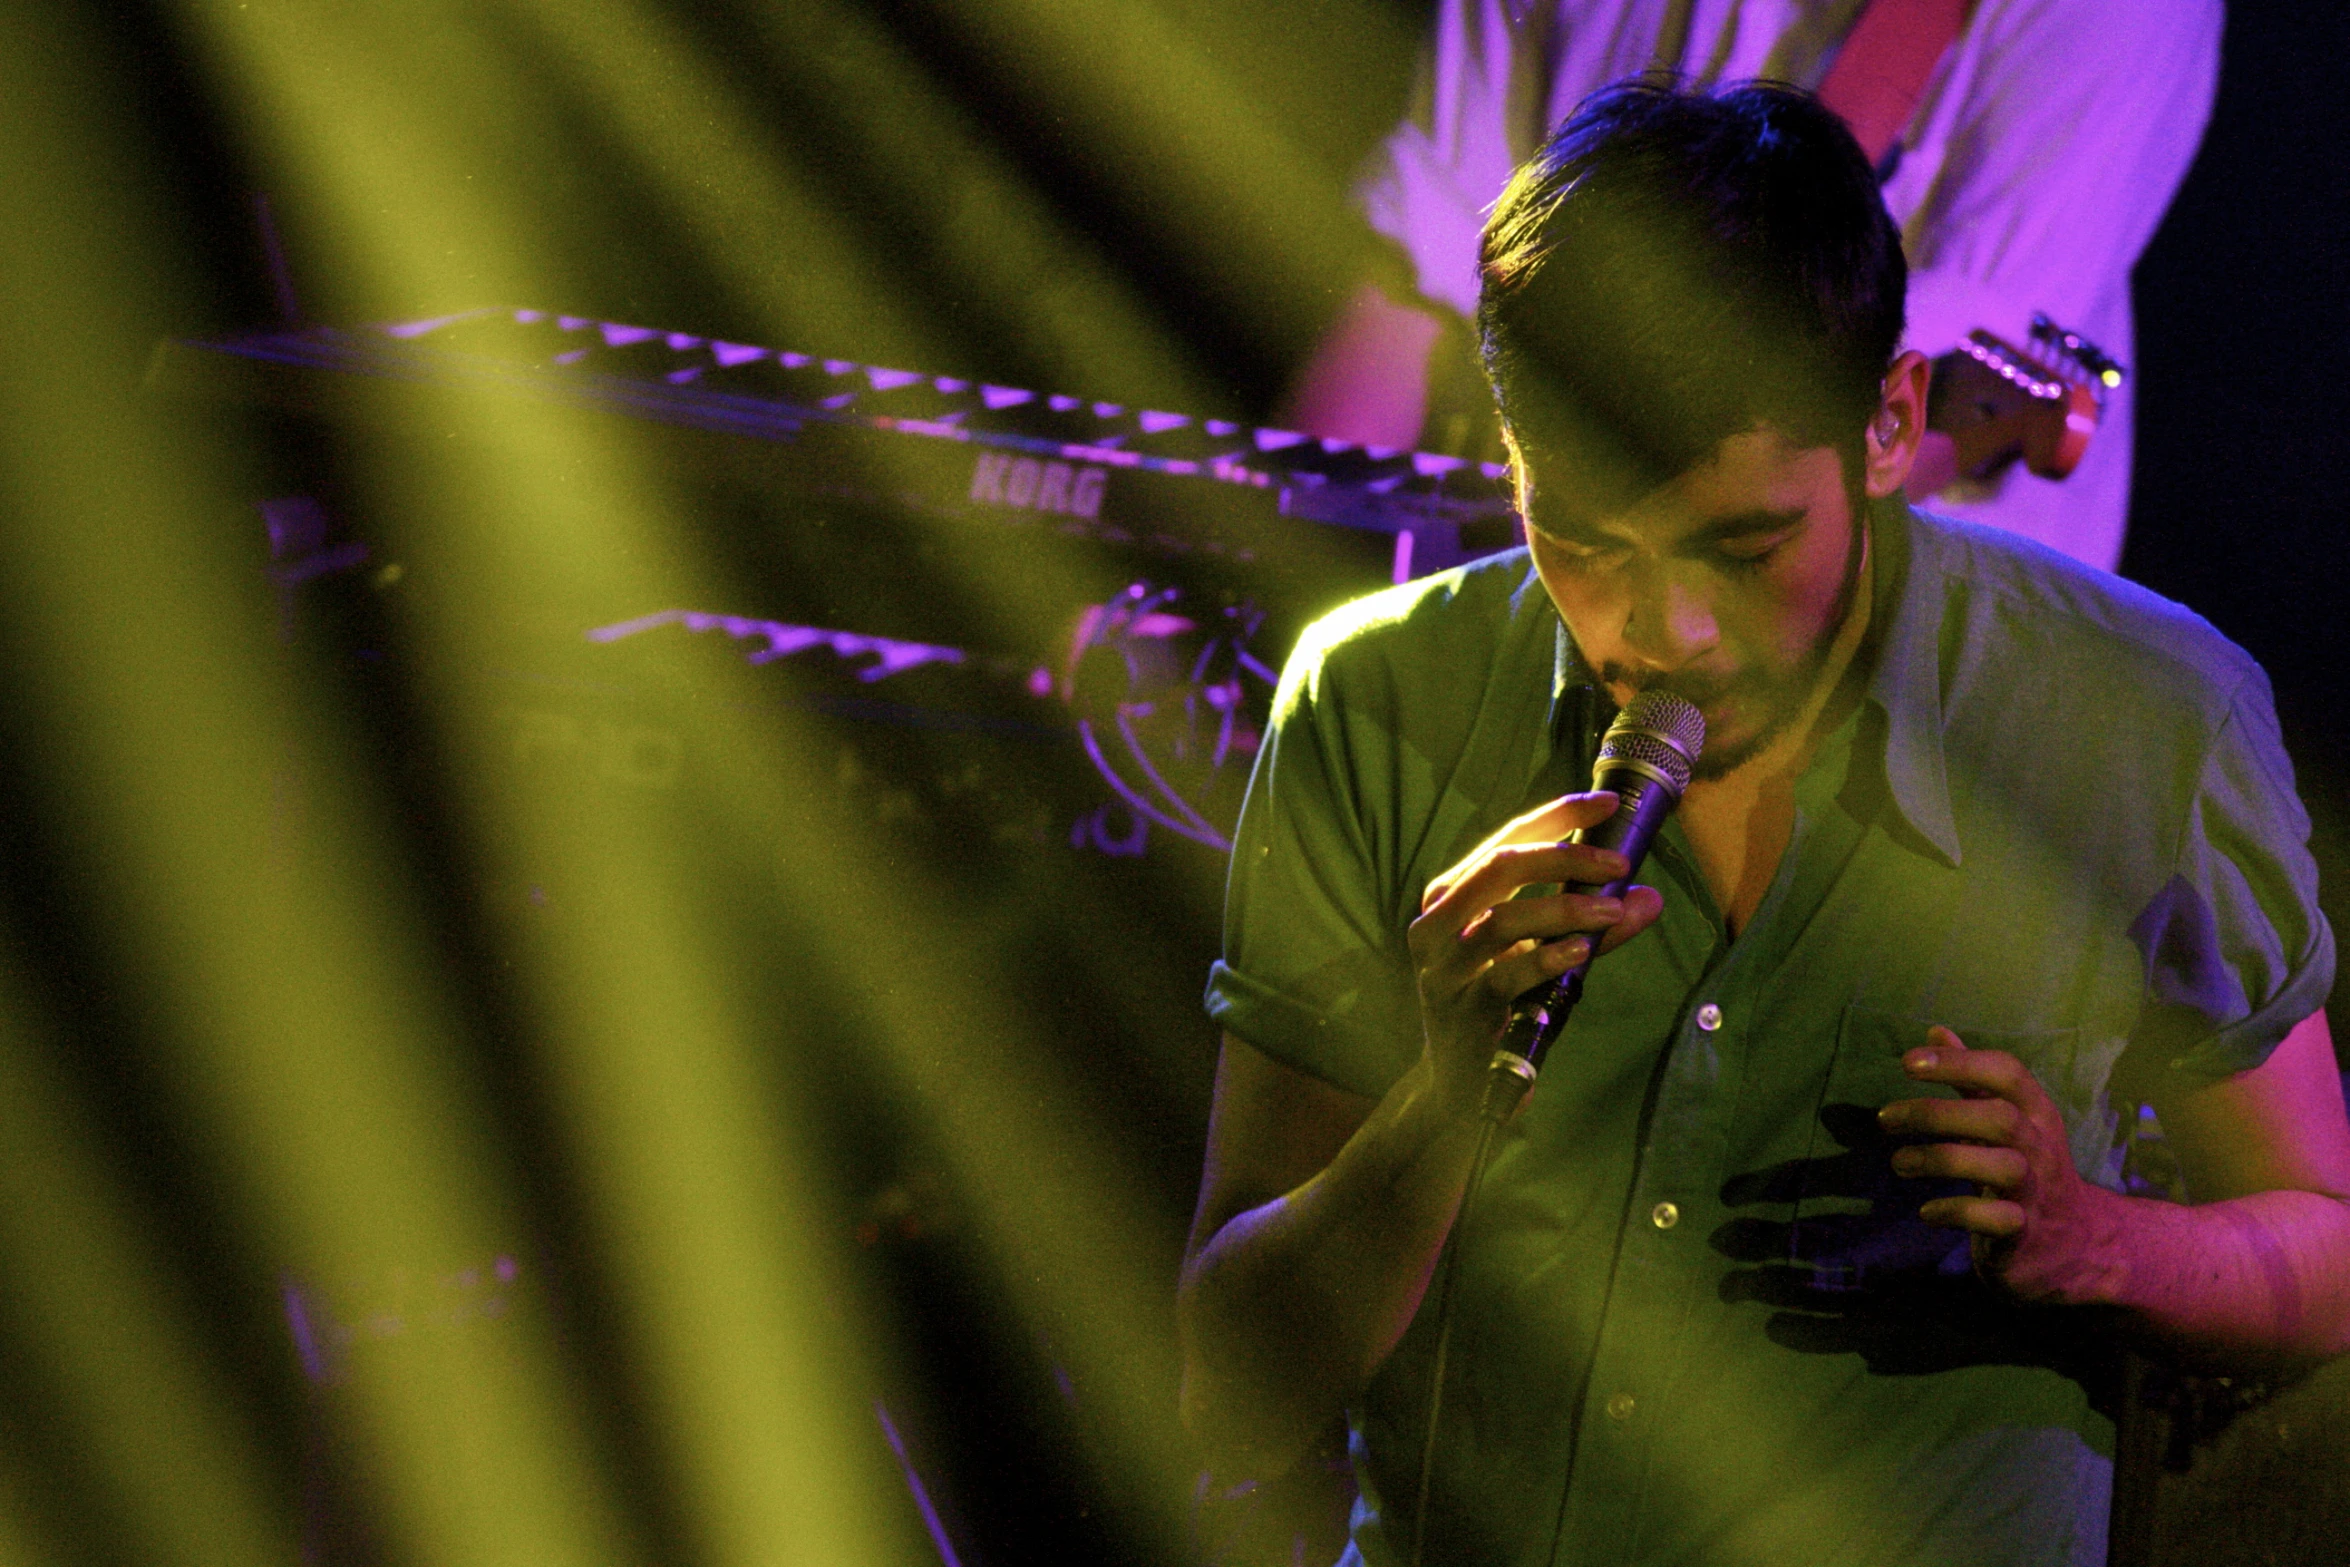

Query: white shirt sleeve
left=1358, top=0, right=1530, bottom=321
left=1357, top=0, right=1668, bottom=318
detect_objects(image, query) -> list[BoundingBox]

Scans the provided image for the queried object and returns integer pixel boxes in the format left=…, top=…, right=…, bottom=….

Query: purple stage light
left=875, top=1402, right=966, bottom=1567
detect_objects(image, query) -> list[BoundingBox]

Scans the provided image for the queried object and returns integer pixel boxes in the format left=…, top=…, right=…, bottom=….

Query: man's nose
left=1621, top=566, right=1719, bottom=671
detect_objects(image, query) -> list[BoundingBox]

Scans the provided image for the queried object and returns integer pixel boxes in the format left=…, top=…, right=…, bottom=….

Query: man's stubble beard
left=1595, top=493, right=1872, bottom=781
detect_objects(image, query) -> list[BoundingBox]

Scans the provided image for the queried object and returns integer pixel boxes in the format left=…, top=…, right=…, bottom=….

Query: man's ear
left=1863, top=350, right=1932, bottom=499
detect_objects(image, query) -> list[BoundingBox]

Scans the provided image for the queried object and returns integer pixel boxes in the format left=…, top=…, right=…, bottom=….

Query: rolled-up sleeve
left=2131, top=667, right=2335, bottom=1082
left=1205, top=627, right=1422, bottom=1099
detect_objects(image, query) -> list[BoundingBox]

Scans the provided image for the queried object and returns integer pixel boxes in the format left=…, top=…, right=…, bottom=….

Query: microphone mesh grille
left=1598, top=690, right=1706, bottom=794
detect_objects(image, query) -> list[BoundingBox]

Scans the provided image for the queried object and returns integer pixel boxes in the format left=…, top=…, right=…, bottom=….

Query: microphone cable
left=1405, top=1109, right=1501, bottom=1567
left=1404, top=691, right=1703, bottom=1567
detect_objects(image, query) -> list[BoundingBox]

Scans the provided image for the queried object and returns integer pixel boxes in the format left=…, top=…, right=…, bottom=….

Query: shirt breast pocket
left=1790, top=1007, right=2079, bottom=1291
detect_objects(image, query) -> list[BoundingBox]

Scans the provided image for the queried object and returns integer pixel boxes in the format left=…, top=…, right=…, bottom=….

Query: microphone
left=1482, top=688, right=1704, bottom=1120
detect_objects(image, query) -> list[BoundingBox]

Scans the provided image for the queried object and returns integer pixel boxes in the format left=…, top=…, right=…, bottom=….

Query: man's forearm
left=2085, top=1186, right=2350, bottom=1373
left=1178, top=1055, right=1488, bottom=1469
left=1276, top=281, right=1440, bottom=449
left=1892, top=1019, right=2350, bottom=1374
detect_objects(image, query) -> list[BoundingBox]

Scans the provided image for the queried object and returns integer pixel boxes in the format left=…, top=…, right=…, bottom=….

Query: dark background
left=11, top=2, right=2348, bottom=1563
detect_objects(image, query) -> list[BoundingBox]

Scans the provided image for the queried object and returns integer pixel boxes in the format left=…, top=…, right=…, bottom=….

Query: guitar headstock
left=1923, top=316, right=2125, bottom=490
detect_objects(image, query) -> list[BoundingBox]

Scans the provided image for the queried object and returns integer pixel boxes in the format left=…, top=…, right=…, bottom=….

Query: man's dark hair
left=1477, top=80, right=1906, bottom=511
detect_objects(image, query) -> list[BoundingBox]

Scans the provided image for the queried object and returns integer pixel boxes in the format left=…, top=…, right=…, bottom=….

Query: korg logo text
left=969, top=452, right=1108, bottom=520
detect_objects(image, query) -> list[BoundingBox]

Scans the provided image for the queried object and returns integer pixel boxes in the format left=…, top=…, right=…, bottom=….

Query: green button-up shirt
left=1206, top=502, right=2331, bottom=1567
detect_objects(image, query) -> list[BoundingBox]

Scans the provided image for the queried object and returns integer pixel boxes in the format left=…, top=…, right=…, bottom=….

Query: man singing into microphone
left=1180, top=82, right=2349, bottom=1566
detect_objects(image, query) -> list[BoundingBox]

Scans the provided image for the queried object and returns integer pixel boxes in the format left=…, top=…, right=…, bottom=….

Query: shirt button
left=1606, top=1392, right=1636, bottom=1422
left=1696, top=1003, right=1723, bottom=1032
left=1650, top=1201, right=1679, bottom=1230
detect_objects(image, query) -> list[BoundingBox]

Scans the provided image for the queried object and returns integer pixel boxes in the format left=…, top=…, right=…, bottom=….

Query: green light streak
left=7, top=1, right=1474, bottom=1562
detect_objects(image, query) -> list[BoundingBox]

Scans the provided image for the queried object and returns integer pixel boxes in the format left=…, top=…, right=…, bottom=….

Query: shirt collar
left=1541, top=570, right=1595, bottom=746
left=1550, top=612, right=1579, bottom=718
left=1537, top=498, right=1963, bottom=868
left=1863, top=499, right=1963, bottom=867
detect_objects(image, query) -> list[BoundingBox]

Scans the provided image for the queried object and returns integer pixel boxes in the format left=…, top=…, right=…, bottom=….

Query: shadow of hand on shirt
left=1709, top=1101, right=2121, bottom=1414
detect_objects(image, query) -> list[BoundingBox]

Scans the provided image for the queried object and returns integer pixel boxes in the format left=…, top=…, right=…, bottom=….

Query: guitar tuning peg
left=2028, top=312, right=2126, bottom=397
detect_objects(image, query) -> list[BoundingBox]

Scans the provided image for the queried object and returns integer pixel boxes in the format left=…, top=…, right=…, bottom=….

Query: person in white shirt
left=1285, top=0, right=2220, bottom=572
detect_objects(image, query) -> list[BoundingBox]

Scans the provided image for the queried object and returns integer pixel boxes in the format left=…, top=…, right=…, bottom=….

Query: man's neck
left=1678, top=518, right=1877, bottom=936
